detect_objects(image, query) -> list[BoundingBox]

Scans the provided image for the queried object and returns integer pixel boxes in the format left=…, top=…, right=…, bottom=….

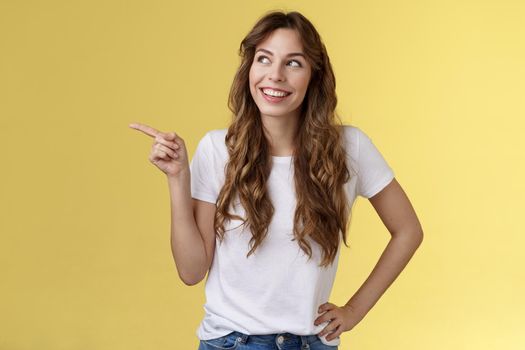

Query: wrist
left=167, top=169, right=190, bottom=185
left=168, top=167, right=190, bottom=178
left=343, top=302, right=367, bottom=319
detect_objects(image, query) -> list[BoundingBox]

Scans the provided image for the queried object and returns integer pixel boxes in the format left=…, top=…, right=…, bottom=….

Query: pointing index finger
left=129, top=122, right=162, bottom=138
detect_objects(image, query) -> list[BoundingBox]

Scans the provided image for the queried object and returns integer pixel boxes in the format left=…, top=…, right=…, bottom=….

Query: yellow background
left=1, top=0, right=524, bottom=349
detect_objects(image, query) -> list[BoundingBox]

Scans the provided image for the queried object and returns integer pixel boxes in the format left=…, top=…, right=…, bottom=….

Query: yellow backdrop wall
left=1, top=1, right=524, bottom=349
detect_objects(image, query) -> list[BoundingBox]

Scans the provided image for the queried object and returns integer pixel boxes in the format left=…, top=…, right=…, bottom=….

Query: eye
left=288, top=59, right=302, bottom=67
left=257, top=55, right=271, bottom=64
left=256, top=55, right=303, bottom=67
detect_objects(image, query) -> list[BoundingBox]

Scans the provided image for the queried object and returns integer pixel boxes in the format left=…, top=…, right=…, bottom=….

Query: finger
left=164, top=131, right=178, bottom=141
left=318, top=320, right=340, bottom=337
left=325, top=324, right=342, bottom=342
left=167, top=131, right=185, bottom=145
left=129, top=122, right=162, bottom=138
left=318, top=304, right=324, bottom=314
left=324, top=302, right=336, bottom=310
left=151, top=143, right=173, bottom=160
left=151, top=148, right=170, bottom=161
left=155, top=135, right=179, bottom=150
left=155, top=143, right=178, bottom=158
left=156, top=130, right=184, bottom=146
left=318, top=302, right=333, bottom=314
left=314, top=308, right=335, bottom=325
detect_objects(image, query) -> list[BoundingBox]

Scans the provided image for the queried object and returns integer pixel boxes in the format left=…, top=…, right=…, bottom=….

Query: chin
left=260, top=111, right=289, bottom=117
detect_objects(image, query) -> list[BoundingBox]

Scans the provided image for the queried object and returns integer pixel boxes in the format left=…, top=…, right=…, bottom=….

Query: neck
left=260, top=110, right=300, bottom=156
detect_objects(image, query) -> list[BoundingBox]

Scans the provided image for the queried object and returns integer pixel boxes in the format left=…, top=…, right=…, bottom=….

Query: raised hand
left=129, top=122, right=189, bottom=178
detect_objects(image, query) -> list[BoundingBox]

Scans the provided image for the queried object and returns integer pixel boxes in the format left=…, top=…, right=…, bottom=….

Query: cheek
left=249, top=69, right=265, bottom=98
left=292, top=80, right=309, bottom=97
left=300, top=75, right=311, bottom=90
left=248, top=70, right=256, bottom=94
left=249, top=66, right=262, bottom=83
left=249, top=67, right=258, bottom=86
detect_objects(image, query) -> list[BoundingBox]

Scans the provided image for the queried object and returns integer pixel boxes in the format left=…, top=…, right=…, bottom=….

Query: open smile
left=259, top=88, right=292, bottom=103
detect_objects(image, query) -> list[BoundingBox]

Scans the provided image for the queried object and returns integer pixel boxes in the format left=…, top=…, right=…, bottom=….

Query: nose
left=268, top=64, right=285, bottom=82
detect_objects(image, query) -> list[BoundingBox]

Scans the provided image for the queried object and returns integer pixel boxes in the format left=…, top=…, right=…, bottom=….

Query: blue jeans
left=198, top=331, right=338, bottom=350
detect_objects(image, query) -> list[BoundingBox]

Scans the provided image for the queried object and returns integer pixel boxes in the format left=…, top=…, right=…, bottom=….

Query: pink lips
left=260, top=88, right=291, bottom=103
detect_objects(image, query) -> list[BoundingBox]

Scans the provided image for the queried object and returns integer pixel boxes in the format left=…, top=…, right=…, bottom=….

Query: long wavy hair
left=214, top=10, right=354, bottom=268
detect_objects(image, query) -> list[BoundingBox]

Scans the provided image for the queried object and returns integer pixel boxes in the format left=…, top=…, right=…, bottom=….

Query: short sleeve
left=356, top=127, right=395, bottom=198
left=189, top=132, right=219, bottom=204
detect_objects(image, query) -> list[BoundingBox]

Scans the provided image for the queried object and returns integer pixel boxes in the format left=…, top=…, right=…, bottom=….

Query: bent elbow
left=415, top=229, right=424, bottom=247
left=179, top=272, right=204, bottom=286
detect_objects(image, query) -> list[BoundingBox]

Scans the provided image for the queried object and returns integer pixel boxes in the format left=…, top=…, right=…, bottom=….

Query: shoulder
left=341, top=124, right=380, bottom=153
left=340, top=124, right=363, bottom=151
left=341, top=124, right=365, bottom=140
left=195, top=128, right=227, bottom=146
left=198, top=128, right=228, bottom=160
left=206, top=128, right=228, bottom=144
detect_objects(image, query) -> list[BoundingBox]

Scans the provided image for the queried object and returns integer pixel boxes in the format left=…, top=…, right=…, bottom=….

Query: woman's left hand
left=314, top=302, right=363, bottom=341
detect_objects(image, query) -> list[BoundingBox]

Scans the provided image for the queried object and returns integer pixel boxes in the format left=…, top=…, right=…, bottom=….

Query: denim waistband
left=228, top=330, right=320, bottom=347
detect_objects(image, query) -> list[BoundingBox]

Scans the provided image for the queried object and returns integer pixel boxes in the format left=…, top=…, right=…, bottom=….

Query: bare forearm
left=345, top=231, right=423, bottom=318
left=167, top=171, right=207, bottom=285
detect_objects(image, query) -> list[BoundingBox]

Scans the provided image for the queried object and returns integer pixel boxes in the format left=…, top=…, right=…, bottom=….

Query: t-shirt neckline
left=271, top=155, right=293, bottom=163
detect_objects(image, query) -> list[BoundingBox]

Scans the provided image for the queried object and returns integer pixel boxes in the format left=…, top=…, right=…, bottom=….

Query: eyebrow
left=255, top=48, right=306, bottom=58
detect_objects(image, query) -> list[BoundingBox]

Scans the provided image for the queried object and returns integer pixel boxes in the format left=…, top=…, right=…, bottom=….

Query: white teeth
left=262, top=88, right=290, bottom=97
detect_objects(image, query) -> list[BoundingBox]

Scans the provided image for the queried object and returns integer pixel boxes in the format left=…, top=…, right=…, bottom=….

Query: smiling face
left=249, top=28, right=312, bottom=121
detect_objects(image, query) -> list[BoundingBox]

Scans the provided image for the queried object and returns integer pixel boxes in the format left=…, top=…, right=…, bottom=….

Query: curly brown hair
left=214, top=10, right=354, bottom=268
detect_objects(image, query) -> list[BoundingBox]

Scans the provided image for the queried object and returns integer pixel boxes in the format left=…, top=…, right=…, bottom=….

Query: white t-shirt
left=189, top=125, right=395, bottom=347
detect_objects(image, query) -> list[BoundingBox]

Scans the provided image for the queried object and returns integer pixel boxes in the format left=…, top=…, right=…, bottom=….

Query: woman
left=130, top=10, right=423, bottom=350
